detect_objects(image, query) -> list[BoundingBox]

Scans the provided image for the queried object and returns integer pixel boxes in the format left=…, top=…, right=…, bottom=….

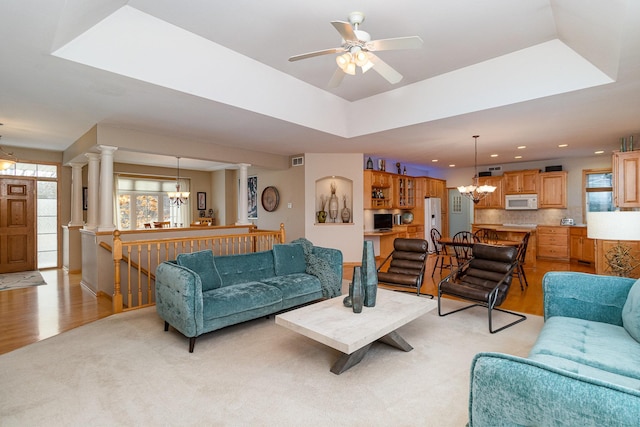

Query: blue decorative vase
left=361, top=241, right=378, bottom=307
left=352, top=266, right=364, bottom=313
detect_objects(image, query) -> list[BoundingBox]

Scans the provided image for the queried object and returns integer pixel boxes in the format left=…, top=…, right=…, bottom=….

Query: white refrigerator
left=424, top=197, right=442, bottom=253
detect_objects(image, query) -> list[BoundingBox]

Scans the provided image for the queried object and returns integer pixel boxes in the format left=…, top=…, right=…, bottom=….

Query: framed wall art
left=248, top=176, right=258, bottom=219
left=197, top=192, right=206, bottom=210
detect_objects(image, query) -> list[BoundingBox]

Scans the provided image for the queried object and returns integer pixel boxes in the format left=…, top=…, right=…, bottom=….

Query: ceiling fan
left=288, top=11, right=423, bottom=88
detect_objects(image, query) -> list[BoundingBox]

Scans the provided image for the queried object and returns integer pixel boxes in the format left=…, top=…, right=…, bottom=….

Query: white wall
left=305, top=153, right=364, bottom=262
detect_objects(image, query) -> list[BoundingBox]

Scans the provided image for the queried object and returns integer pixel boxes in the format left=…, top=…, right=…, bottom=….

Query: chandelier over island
left=457, top=135, right=496, bottom=204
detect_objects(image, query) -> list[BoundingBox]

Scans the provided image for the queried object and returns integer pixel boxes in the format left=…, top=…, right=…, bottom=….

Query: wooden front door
left=0, top=178, right=36, bottom=273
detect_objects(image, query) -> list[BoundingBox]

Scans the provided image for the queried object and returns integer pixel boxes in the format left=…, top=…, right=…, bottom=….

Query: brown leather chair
left=377, top=238, right=432, bottom=298
left=438, top=243, right=526, bottom=333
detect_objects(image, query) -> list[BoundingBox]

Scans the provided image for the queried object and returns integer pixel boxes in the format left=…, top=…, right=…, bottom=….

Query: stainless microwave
left=505, top=194, right=538, bottom=210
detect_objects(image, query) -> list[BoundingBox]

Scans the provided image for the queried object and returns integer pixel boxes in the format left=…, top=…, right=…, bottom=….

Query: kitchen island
left=472, top=224, right=537, bottom=267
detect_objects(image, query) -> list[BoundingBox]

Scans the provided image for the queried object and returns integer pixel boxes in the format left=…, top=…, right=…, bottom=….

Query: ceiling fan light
left=336, top=53, right=351, bottom=70
left=345, top=62, right=356, bottom=75
left=354, top=50, right=368, bottom=66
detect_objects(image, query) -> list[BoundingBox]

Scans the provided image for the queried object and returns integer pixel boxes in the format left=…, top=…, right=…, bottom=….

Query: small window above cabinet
left=364, top=170, right=392, bottom=209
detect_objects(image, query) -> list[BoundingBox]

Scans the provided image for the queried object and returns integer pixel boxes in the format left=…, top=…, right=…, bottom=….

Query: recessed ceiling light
left=431, top=159, right=438, bottom=163
left=449, top=164, right=455, bottom=167
left=490, top=154, right=498, bottom=158
left=517, top=146, right=526, bottom=149
left=514, top=155, right=522, bottom=159
left=558, top=144, right=568, bottom=148
left=595, top=150, right=605, bottom=154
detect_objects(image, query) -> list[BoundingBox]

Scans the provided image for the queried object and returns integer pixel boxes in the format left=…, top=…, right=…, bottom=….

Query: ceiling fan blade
left=368, top=54, right=403, bottom=84
left=331, top=21, right=358, bottom=42
left=288, top=47, right=343, bottom=62
left=369, top=36, right=423, bottom=51
left=328, top=68, right=345, bottom=88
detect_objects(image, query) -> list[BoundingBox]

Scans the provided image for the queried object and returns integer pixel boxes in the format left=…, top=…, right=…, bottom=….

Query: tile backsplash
left=475, top=206, right=584, bottom=226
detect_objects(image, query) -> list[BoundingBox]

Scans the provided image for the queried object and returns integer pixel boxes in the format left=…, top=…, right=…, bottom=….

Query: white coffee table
left=275, top=288, right=437, bottom=374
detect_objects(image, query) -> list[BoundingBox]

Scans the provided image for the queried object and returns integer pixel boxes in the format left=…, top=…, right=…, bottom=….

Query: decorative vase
left=352, top=266, right=363, bottom=313
left=341, top=196, right=350, bottom=223
left=316, top=211, right=327, bottom=223
left=361, top=241, right=378, bottom=307
left=328, top=182, right=339, bottom=222
left=366, top=157, right=373, bottom=169
left=343, top=280, right=354, bottom=307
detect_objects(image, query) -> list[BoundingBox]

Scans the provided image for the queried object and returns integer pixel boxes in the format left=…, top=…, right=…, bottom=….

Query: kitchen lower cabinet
left=537, top=226, right=569, bottom=260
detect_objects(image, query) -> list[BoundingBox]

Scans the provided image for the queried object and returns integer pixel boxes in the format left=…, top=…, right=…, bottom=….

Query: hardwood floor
left=0, top=257, right=594, bottom=356
left=0, top=269, right=112, bottom=355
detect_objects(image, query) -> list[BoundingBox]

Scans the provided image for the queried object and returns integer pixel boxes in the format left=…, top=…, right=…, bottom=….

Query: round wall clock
left=261, top=186, right=279, bottom=212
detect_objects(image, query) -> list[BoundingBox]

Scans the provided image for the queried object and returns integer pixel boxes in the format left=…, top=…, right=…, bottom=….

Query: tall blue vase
left=352, top=266, right=364, bottom=313
left=361, top=241, right=378, bottom=307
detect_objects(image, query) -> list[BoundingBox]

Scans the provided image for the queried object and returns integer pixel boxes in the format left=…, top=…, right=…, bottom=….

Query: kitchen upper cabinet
left=393, top=176, right=415, bottom=209
left=539, top=171, right=567, bottom=208
left=613, top=150, right=640, bottom=207
left=364, top=170, right=392, bottom=209
left=503, top=169, right=539, bottom=194
left=475, top=176, right=504, bottom=209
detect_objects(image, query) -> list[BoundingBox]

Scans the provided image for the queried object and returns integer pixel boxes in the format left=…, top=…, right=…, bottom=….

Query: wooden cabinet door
left=522, top=170, right=539, bottom=193
left=476, top=176, right=503, bottom=208
left=613, top=151, right=640, bottom=207
left=0, top=178, right=36, bottom=273
left=539, top=171, right=567, bottom=208
left=503, top=172, right=520, bottom=194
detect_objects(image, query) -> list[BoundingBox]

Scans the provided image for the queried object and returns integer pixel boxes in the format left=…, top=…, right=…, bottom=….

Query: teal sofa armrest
left=469, top=352, right=640, bottom=427
left=155, top=261, right=204, bottom=338
left=543, top=272, right=635, bottom=325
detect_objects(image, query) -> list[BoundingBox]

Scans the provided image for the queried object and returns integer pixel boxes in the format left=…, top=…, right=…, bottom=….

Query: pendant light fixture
left=167, top=156, right=189, bottom=206
left=457, top=135, right=496, bottom=204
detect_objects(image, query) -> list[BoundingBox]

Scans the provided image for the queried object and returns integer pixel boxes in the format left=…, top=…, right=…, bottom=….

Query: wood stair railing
left=111, top=224, right=286, bottom=313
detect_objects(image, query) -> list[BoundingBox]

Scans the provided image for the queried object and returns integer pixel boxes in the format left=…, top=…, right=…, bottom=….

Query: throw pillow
left=622, top=278, right=640, bottom=342
left=273, top=243, right=307, bottom=276
left=176, top=250, right=222, bottom=291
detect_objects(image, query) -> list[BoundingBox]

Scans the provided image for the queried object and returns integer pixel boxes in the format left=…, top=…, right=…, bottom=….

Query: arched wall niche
left=314, top=175, right=353, bottom=224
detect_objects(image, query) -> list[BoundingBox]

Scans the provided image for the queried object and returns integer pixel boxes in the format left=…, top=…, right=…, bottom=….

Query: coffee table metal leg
left=330, top=330, right=413, bottom=375
left=330, top=343, right=373, bottom=375
left=378, top=330, right=413, bottom=352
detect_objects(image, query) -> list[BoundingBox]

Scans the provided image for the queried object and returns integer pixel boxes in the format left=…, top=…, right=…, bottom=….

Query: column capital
left=237, top=163, right=251, bottom=169
left=68, top=161, right=86, bottom=168
left=85, top=152, right=100, bottom=161
left=97, top=145, right=118, bottom=155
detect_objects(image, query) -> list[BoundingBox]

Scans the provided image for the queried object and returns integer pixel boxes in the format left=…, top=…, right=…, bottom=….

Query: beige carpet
left=0, top=298, right=543, bottom=426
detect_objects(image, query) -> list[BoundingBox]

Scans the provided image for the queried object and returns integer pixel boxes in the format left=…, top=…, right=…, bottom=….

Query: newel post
left=279, top=223, right=286, bottom=244
left=112, top=230, right=123, bottom=313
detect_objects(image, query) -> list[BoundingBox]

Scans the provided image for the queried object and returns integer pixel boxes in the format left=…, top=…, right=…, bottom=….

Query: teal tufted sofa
left=469, top=272, right=640, bottom=426
left=155, top=242, right=342, bottom=352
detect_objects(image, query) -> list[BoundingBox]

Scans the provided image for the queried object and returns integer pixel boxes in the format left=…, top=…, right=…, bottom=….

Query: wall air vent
left=292, top=156, right=304, bottom=167
left=488, top=166, right=502, bottom=171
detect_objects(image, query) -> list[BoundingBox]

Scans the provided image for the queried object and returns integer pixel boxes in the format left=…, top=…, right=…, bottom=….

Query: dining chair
left=513, top=232, right=531, bottom=290
left=430, top=228, right=454, bottom=277
left=474, top=228, right=499, bottom=244
left=452, top=231, right=476, bottom=266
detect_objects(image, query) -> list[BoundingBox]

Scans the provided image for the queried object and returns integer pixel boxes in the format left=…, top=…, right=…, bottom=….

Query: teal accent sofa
left=469, top=272, right=640, bottom=426
left=155, top=243, right=343, bottom=352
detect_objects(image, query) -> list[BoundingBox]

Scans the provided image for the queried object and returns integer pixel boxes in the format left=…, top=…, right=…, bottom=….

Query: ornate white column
left=97, top=145, right=118, bottom=232
left=236, top=163, right=251, bottom=225
left=68, top=162, right=85, bottom=226
left=84, top=153, right=100, bottom=230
